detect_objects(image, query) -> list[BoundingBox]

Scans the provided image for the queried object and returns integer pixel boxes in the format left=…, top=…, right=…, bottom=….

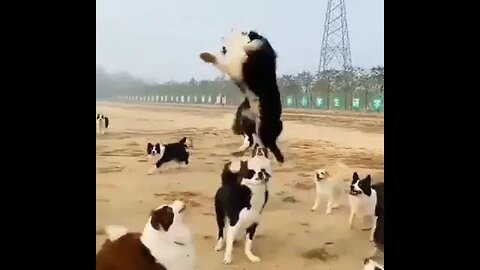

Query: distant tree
left=294, top=71, right=315, bottom=107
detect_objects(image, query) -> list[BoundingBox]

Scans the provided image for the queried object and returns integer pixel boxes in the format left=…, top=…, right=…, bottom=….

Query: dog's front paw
left=200, top=52, right=217, bottom=64
left=326, top=208, right=333, bottom=215
left=223, top=254, right=232, bottom=265
left=246, top=253, right=261, bottom=262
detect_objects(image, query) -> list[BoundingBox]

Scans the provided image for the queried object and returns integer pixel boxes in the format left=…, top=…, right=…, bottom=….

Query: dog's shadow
left=230, top=150, right=247, bottom=157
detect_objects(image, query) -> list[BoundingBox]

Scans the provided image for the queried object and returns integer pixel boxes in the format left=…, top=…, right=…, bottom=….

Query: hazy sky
left=96, top=0, right=384, bottom=83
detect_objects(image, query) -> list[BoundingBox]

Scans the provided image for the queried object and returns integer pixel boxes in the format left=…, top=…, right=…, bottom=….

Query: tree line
left=97, top=66, right=384, bottom=110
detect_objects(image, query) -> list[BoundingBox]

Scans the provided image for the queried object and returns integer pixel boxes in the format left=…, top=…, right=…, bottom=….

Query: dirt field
left=96, top=102, right=384, bottom=270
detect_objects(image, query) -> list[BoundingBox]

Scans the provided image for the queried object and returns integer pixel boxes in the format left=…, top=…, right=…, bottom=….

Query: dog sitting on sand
left=96, top=200, right=196, bottom=270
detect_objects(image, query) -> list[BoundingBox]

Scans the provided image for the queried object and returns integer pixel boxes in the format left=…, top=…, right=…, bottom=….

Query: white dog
left=348, top=172, right=377, bottom=241
left=311, top=169, right=342, bottom=214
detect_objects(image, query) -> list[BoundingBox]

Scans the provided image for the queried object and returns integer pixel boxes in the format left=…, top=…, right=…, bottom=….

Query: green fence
left=118, top=92, right=384, bottom=113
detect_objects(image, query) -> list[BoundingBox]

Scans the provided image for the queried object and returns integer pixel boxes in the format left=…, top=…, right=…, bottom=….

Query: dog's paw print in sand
left=99, top=148, right=144, bottom=157
left=154, top=191, right=202, bottom=208
left=97, top=165, right=124, bottom=174
left=282, top=196, right=299, bottom=203
left=301, top=247, right=338, bottom=262
left=293, top=181, right=315, bottom=191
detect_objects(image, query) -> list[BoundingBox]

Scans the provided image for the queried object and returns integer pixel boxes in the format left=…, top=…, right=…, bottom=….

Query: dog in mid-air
left=200, top=30, right=284, bottom=163
left=96, top=114, right=109, bottom=135
left=214, top=154, right=272, bottom=265
left=146, top=137, right=193, bottom=175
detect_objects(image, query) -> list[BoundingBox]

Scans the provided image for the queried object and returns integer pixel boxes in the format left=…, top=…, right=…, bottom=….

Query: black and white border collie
left=96, top=114, right=109, bottom=135
left=96, top=200, right=196, bottom=270
left=349, top=172, right=383, bottom=242
left=146, top=137, right=193, bottom=175
left=214, top=156, right=271, bottom=264
left=200, top=30, right=284, bottom=163
left=371, top=182, right=384, bottom=257
left=363, top=258, right=384, bottom=270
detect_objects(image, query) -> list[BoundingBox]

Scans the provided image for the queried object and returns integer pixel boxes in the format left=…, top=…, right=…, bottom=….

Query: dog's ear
left=179, top=137, right=187, bottom=144
left=150, top=206, right=174, bottom=231
left=262, top=147, right=269, bottom=158
left=364, top=175, right=372, bottom=186
left=247, top=31, right=261, bottom=41
left=352, top=172, right=359, bottom=181
left=147, top=143, right=153, bottom=154
left=238, top=160, right=252, bottom=182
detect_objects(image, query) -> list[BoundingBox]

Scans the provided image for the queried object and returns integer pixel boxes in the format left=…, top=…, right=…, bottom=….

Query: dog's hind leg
left=369, top=216, right=377, bottom=242
left=349, top=211, right=355, bottom=230
left=224, top=216, right=240, bottom=264
left=311, top=191, right=321, bottom=212
left=236, top=134, right=250, bottom=152
left=184, top=152, right=190, bottom=165
left=214, top=203, right=226, bottom=251
left=245, top=223, right=260, bottom=262
left=268, top=143, right=284, bottom=163
left=331, top=185, right=342, bottom=209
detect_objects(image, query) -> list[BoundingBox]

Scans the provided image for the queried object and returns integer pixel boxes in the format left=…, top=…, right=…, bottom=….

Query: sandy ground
left=96, top=102, right=384, bottom=270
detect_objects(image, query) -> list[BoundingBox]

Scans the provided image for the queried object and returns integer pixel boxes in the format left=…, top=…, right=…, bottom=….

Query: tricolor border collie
left=146, top=137, right=193, bottom=175
left=200, top=30, right=284, bottom=163
left=96, top=200, right=196, bottom=270
left=96, top=114, right=109, bottom=135
left=214, top=155, right=271, bottom=264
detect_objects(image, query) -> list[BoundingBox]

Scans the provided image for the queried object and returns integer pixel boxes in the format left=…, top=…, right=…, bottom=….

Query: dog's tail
left=104, top=225, right=129, bottom=242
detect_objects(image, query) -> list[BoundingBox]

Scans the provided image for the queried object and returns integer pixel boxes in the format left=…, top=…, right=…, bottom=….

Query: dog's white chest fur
left=148, top=145, right=166, bottom=164
left=141, top=224, right=196, bottom=270
left=228, top=182, right=267, bottom=241
left=348, top=190, right=377, bottom=216
left=96, top=119, right=105, bottom=134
